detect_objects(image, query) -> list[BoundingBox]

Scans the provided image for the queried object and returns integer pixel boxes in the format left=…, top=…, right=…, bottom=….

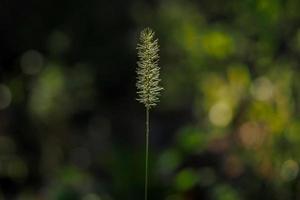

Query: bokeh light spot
left=20, top=50, right=44, bottom=75
left=281, top=159, right=299, bottom=181
left=82, top=193, right=101, bottom=200
left=29, top=66, right=65, bottom=119
left=213, top=184, right=239, bottom=200
left=209, top=101, right=232, bottom=127
left=175, top=168, right=199, bottom=191
left=251, top=77, right=274, bottom=101
left=0, top=84, right=12, bottom=110
left=202, top=31, right=234, bottom=59
left=177, top=127, right=207, bottom=153
left=238, top=121, right=266, bottom=149
left=157, top=149, right=181, bottom=175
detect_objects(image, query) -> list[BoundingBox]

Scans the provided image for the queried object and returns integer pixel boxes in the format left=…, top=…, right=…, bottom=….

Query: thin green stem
left=145, top=107, right=149, bottom=200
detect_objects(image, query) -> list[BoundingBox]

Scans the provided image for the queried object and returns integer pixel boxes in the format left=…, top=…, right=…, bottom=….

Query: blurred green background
left=1, top=0, right=300, bottom=199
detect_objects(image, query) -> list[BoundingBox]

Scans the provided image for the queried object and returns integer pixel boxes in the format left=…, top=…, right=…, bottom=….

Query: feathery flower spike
left=136, top=28, right=163, bottom=109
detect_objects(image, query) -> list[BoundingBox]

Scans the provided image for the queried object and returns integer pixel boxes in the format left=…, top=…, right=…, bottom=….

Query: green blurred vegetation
left=1, top=0, right=300, bottom=199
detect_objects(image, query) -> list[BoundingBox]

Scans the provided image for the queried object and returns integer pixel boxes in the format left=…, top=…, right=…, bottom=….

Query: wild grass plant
left=136, top=28, right=163, bottom=200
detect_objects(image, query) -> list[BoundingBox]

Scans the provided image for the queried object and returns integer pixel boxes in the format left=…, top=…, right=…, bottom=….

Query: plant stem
left=145, top=107, right=149, bottom=200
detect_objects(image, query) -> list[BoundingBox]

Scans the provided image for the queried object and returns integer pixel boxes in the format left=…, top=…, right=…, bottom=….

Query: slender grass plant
left=136, top=28, right=163, bottom=200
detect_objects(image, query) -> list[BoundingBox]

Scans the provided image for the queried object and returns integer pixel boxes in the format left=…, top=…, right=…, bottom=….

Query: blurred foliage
left=1, top=0, right=300, bottom=199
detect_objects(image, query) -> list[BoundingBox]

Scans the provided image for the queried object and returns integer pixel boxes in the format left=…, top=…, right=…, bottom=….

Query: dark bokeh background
left=1, top=0, right=300, bottom=199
